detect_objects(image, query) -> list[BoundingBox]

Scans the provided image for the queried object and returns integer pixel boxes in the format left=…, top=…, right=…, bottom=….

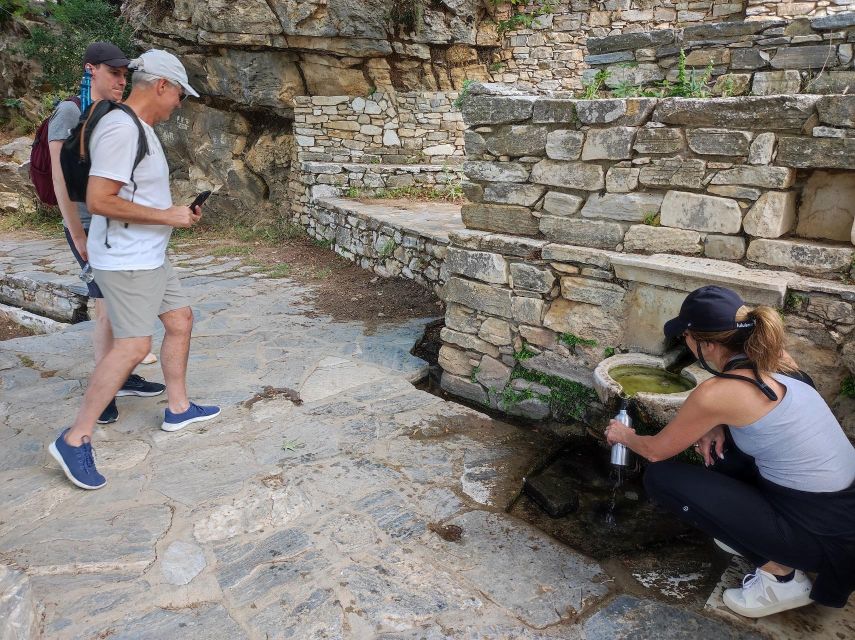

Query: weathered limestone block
left=747, top=239, right=855, bottom=275
left=777, top=137, right=855, bottom=170
left=546, top=130, right=585, bottom=160
left=532, top=99, right=577, bottom=124
left=638, top=158, right=706, bottom=189
left=623, top=225, right=703, bottom=255
left=439, top=345, right=474, bottom=377
left=705, top=234, right=747, bottom=260
left=606, top=167, right=640, bottom=193
left=575, top=98, right=656, bottom=125
left=817, top=96, right=855, bottom=128
left=462, top=95, right=536, bottom=126
left=796, top=171, right=855, bottom=242
left=683, top=20, right=782, bottom=40
left=751, top=70, right=802, bottom=96
left=465, top=181, right=487, bottom=204
left=731, top=48, right=771, bottom=70
left=542, top=244, right=614, bottom=269
left=543, top=298, right=624, bottom=351
left=441, top=327, right=500, bottom=358
left=510, top=263, right=556, bottom=293
left=485, top=125, right=548, bottom=157
left=512, top=296, right=545, bottom=325
left=604, top=64, right=665, bottom=89
left=464, top=161, right=529, bottom=183
left=543, top=191, right=584, bottom=217
left=633, top=127, right=684, bottom=154
left=461, top=204, right=539, bottom=236
left=483, top=183, right=546, bottom=207
left=771, top=45, right=839, bottom=70
left=707, top=185, right=763, bottom=200
left=464, top=130, right=487, bottom=156
left=806, top=71, right=855, bottom=95
left=519, top=325, right=557, bottom=349
left=712, top=73, right=751, bottom=96
left=749, top=132, right=776, bottom=165
left=685, top=48, right=730, bottom=67
left=531, top=160, right=605, bottom=191
left=560, top=277, right=626, bottom=308
left=742, top=191, right=797, bottom=238
left=476, top=355, right=512, bottom=391
left=687, top=129, right=752, bottom=156
left=479, top=318, right=512, bottom=347
left=445, top=277, right=513, bottom=317
left=540, top=216, right=625, bottom=249
left=587, top=30, right=675, bottom=55
left=660, top=191, right=743, bottom=234
left=441, top=372, right=488, bottom=405
left=445, top=247, right=508, bottom=284
left=449, top=231, right=546, bottom=258
left=710, top=166, right=795, bottom=188
left=652, top=96, right=820, bottom=130
left=445, top=303, right=480, bottom=333
left=581, top=127, right=637, bottom=161
left=580, top=193, right=665, bottom=223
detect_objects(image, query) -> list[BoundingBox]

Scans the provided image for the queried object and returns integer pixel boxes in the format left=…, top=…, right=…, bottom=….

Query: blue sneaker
left=161, top=401, right=221, bottom=432
left=48, top=429, right=106, bottom=490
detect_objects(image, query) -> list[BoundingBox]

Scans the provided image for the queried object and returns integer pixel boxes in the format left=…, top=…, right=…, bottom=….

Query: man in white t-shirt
left=49, top=50, right=220, bottom=490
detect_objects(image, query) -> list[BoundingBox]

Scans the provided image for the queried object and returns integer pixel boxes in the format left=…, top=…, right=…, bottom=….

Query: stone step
left=0, top=272, right=89, bottom=323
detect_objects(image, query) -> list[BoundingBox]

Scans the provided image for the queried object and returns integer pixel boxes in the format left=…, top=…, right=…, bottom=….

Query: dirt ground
left=173, top=230, right=445, bottom=331
left=0, top=315, right=34, bottom=341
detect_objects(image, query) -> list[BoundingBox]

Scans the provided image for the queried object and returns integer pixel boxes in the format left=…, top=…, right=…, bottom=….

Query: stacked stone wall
left=748, top=0, right=855, bottom=19
left=461, top=87, right=855, bottom=279
left=584, top=13, right=855, bottom=96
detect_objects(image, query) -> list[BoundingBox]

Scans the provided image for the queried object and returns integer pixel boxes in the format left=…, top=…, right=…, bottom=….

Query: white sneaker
left=714, top=538, right=743, bottom=557
left=723, top=568, right=813, bottom=618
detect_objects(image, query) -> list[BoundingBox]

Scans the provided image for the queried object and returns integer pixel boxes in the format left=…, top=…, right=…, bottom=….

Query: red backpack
left=29, top=96, right=82, bottom=205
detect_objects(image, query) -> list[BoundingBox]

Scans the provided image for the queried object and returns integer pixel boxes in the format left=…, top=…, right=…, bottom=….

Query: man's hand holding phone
left=168, top=191, right=211, bottom=227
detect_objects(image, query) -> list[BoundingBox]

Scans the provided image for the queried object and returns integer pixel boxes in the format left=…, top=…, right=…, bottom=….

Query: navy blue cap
left=663, top=285, right=755, bottom=339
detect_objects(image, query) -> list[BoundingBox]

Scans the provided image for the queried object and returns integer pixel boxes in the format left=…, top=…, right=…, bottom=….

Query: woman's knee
left=643, top=460, right=690, bottom=502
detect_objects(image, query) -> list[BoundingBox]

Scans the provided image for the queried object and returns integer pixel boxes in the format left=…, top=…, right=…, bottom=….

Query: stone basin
left=593, top=353, right=712, bottom=429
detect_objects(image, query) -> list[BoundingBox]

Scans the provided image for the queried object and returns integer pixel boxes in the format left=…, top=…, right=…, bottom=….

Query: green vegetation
left=345, top=186, right=362, bottom=198
left=784, top=291, right=809, bottom=312
left=262, top=262, right=292, bottom=278
left=558, top=332, right=598, bottom=353
left=470, top=365, right=481, bottom=384
left=312, top=237, right=333, bottom=250
left=21, top=0, right=137, bottom=96
left=603, top=346, right=616, bottom=359
left=490, top=0, right=555, bottom=36
left=842, top=376, right=855, bottom=399
left=509, top=367, right=598, bottom=421
left=281, top=438, right=305, bottom=452
left=378, top=239, right=397, bottom=259
left=513, top=342, right=537, bottom=362
left=210, top=245, right=253, bottom=257
left=452, top=78, right=475, bottom=110
left=581, top=50, right=716, bottom=100
left=352, top=183, right=465, bottom=204
left=642, top=212, right=661, bottom=227
left=17, top=354, right=35, bottom=368
left=389, top=0, right=422, bottom=34
left=0, top=197, right=63, bottom=236
left=0, top=0, right=33, bottom=25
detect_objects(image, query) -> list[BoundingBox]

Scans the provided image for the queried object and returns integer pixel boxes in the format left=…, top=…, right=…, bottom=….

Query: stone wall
left=444, top=87, right=855, bottom=432
left=748, top=0, right=855, bottom=19
left=305, top=199, right=449, bottom=293
left=293, top=92, right=465, bottom=165
left=491, top=1, right=748, bottom=93
left=461, top=86, right=855, bottom=279
left=583, top=13, right=855, bottom=97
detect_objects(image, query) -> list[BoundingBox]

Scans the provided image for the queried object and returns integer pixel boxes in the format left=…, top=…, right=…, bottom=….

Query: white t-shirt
left=86, top=109, right=173, bottom=271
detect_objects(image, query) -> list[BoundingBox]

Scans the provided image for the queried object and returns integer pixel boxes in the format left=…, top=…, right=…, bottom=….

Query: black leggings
left=643, top=433, right=825, bottom=573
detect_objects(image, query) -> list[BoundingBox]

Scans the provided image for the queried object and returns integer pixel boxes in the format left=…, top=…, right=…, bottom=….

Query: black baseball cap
left=663, top=285, right=755, bottom=339
left=84, top=42, right=130, bottom=68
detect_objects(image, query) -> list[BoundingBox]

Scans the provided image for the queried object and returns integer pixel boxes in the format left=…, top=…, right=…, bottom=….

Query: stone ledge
left=611, top=253, right=792, bottom=306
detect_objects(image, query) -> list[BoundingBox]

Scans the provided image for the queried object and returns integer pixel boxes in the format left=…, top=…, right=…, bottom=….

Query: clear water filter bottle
left=610, top=400, right=632, bottom=467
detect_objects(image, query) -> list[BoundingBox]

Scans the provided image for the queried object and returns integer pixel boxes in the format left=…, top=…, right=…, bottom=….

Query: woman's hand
left=695, top=424, right=726, bottom=467
left=605, top=419, right=636, bottom=446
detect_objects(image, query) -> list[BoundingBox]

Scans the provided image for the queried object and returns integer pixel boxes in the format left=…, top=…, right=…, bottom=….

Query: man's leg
left=65, top=336, right=151, bottom=445
left=93, top=298, right=113, bottom=365
left=159, top=305, right=193, bottom=414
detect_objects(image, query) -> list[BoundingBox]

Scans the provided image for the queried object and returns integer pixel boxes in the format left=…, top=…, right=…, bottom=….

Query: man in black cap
left=48, top=41, right=165, bottom=425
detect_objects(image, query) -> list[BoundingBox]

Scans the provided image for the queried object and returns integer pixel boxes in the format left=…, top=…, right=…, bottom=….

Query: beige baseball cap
left=129, top=49, right=199, bottom=98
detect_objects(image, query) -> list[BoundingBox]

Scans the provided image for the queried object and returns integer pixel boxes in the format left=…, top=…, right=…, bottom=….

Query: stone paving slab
left=0, top=235, right=786, bottom=638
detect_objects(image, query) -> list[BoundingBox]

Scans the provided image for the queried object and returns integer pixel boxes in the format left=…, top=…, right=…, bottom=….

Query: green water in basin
left=610, top=365, right=695, bottom=397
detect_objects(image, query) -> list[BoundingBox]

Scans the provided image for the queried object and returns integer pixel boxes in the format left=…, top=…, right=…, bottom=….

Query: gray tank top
left=730, top=374, right=855, bottom=492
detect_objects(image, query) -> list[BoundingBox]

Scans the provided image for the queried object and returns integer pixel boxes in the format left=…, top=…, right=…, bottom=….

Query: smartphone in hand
left=189, top=190, right=212, bottom=210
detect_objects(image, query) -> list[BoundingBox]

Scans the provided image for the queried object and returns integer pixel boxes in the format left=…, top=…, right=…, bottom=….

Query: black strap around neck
left=697, top=351, right=779, bottom=401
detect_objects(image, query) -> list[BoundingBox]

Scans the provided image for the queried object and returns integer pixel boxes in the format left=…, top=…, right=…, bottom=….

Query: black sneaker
left=116, top=374, right=166, bottom=398
left=97, top=398, right=119, bottom=424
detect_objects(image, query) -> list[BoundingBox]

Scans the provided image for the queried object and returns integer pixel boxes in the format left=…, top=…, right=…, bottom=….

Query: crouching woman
left=604, top=285, right=855, bottom=617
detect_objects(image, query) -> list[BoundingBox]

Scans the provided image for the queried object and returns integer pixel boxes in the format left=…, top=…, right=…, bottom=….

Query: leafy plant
left=785, top=291, right=809, bottom=312
left=491, top=0, right=555, bottom=36
left=841, top=376, right=855, bottom=399
left=282, top=438, right=305, bottom=452
left=470, top=365, right=481, bottom=383
left=345, top=186, right=362, bottom=198
left=510, top=367, right=597, bottom=421
left=452, top=78, right=475, bottom=109
left=603, top=346, right=616, bottom=359
left=22, top=0, right=138, bottom=94
left=378, top=238, right=397, bottom=259
left=642, top=212, right=661, bottom=226
left=0, top=0, right=34, bottom=25
left=389, top=0, right=422, bottom=34
left=580, top=69, right=609, bottom=100
left=558, top=332, right=597, bottom=353
left=513, top=342, right=537, bottom=361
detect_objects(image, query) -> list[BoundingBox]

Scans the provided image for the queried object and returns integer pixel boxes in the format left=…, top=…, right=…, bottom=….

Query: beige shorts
left=93, top=260, right=188, bottom=338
